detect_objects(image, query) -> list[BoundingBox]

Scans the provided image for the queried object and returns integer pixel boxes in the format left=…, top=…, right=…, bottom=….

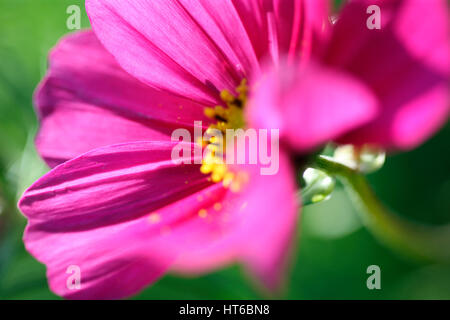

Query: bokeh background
left=0, top=0, right=449, bottom=299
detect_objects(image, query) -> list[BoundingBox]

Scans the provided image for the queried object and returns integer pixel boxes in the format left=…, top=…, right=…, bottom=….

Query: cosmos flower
left=251, top=0, right=449, bottom=151
left=18, top=0, right=449, bottom=299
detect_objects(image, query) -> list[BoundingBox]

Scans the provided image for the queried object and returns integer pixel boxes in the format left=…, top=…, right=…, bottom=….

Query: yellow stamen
left=220, top=90, right=235, bottom=104
left=199, top=80, right=249, bottom=191
left=222, top=172, right=235, bottom=188
left=148, top=213, right=161, bottom=224
left=204, top=107, right=216, bottom=119
left=198, top=209, right=208, bottom=218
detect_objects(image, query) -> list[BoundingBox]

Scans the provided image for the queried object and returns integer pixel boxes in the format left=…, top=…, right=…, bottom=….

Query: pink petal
left=236, top=152, right=299, bottom=290
left=24, top=216, right=172, bottom=299
left=20, top=139, right=297, bottom=296
left=19, top=141, right=209, bottom=230
left=169, top=151, right=299, bottom=291
left=86, top=0, right=251, bottom=104
left=231, top=0, right=330, bottom=64
left=36, top=31, right=210, bottom=167
left=19, top=141, right=209, bottom=299
left=324, top=0, right=450, bottom=149
left=247, top=63, right=378, bottom=152
left=85, top=0, right=331, bottom=103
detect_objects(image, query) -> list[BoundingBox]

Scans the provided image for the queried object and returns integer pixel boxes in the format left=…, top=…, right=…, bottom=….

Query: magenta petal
left=85, top=0, right=250, bottom=104
left=19, top=141, right=211, bottom=299
left=247, top=63, right=378, bottom=152
left=24, top=216, right=172, bottom=299
left=19, top=141, right=209, bottom=230
left=35, top=31, right=210, bottom=167
left=237, top=153, right=299, bottom=290
left=325, top=0, right=450, bottom=149
left=146, top=183, right=240, bottom=273
left=290, top=0, right=331, bottom=60
left=230, top=0, right=330, bottom=64
left=170, top=151, right=299, bottom=291
left=19, top=140, right=297, bottom=296
left=85, top=0, right=331, bottom=103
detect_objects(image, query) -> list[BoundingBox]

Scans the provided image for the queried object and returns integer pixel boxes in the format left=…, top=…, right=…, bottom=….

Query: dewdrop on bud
left=301, top=168, right=336, bottom=206
left=333, top=145, right=386, bottom=174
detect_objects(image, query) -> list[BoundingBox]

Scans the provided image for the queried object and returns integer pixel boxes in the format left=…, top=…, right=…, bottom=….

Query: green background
left=0, top=0, right=449, bottom=299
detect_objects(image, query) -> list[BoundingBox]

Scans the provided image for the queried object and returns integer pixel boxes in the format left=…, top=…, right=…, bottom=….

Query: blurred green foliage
left=0, top=0, right=449, bottom=300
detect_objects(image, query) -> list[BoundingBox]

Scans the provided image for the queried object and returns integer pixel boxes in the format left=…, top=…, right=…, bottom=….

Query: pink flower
left=251, top=0, right=449, bottom=151
left=20, top=0, right=332, bottom=299
left=18, top=0, right=449, bottom=300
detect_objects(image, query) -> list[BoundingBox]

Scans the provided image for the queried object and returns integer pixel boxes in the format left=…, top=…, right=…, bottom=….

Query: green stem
left=314, top=155, right=450, bottom=263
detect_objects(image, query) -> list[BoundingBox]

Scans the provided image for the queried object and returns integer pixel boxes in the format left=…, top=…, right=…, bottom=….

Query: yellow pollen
left=200, top=79, right=248, bottom=190
left=148, top=213, right=161, bottom=224
left=230, top=181, right=242, bottom=193
left=198, top=209, right=208, bottom=218
left=204, top=107, right=216, bottom=119
left=211, top=163, right=227, bottom=182
left=230, top=171, right=249, bottom=193
left=222, top=172, right=235, bottom=188
left=220, top=90, right=236, bottom=104
left=213, top=203, right=223, bottom=211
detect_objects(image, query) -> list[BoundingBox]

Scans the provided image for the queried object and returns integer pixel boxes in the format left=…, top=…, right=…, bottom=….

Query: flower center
left=199, top=79, right=249, bottom=192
